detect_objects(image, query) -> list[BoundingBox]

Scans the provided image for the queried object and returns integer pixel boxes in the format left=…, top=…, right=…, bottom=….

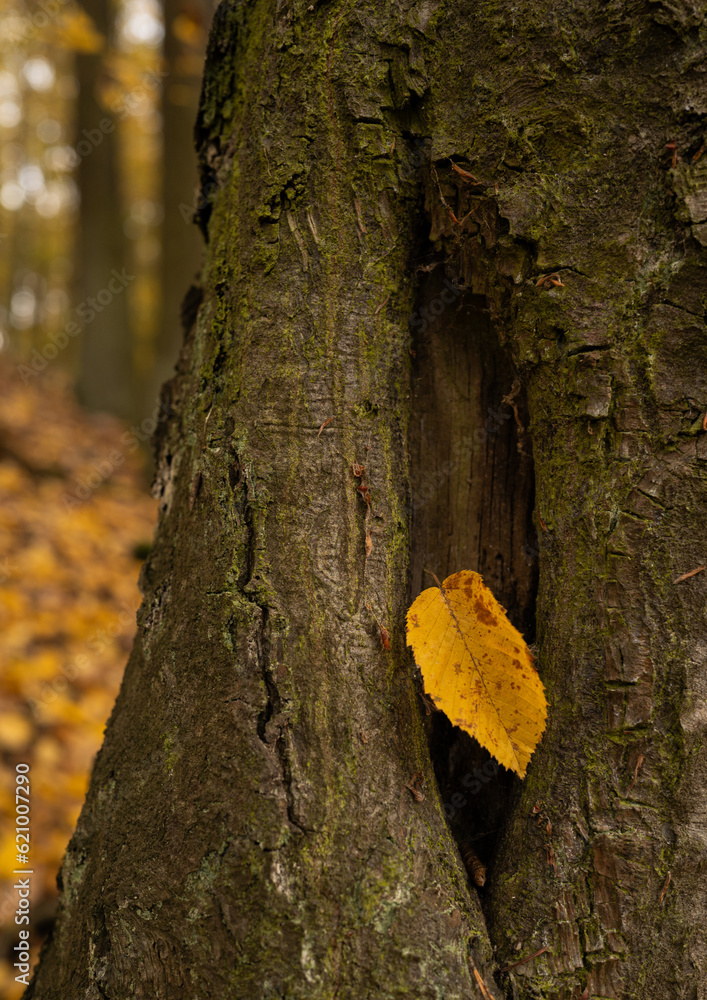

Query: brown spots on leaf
left=474, top=598, right=498, bottom=628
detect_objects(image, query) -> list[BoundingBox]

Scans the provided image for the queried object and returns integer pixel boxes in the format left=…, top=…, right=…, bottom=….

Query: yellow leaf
left=406, top=570, right=547, bottom=777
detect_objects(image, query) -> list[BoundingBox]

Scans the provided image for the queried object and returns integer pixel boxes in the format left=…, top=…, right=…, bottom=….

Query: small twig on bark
left=627, top=753, right=645, bottom=793
left=431, top=164, right=459, bottom=226
left=352, top=460, right=371, bottom=505
left=418, top=691, right=433, bottom=715
left=405, top=771, right=425, bottom=802
left=365, top=602, right=390, bottom=650
left=500, top=946, right=549, bottom=973
left=660, top=871, right=672, bottom=904
left=450, top=160, right=482, bottom=184
left=673, top=565, right=705, bottom=584
left=501, top=378, right=524, bottom=434
left=374, top=294, right=390, bottom=315
left=470, top=962, right=496, bottom=1000
left=354, top=198, right=367, bottom=233
left=535, top=272, right=565, bottom=288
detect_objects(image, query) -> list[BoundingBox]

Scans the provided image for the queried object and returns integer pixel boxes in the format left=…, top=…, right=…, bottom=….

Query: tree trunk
left=138, top=0, right=210, bottom=417
left=27, top=1, right=707, bottom=997
left=74, top=0, right=133, bottom=418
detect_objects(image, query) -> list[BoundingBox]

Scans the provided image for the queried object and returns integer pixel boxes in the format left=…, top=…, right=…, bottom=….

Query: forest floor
left=0, top=359, right=157, bottom=998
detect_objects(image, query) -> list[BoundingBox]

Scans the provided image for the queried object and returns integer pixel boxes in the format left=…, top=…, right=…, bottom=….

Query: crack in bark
left=254, top=606, right=307, bottom=837
left=567, top=343, right=612, bottom=356
left=239, top=478, right=307, bottom=839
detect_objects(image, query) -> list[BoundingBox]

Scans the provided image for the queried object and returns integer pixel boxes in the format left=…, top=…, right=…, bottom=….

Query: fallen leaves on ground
left=0, top=361, right=156, bottom=998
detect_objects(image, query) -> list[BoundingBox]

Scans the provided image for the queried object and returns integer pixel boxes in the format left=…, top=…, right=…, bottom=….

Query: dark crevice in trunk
left=408, top=263, right=538, bottom=899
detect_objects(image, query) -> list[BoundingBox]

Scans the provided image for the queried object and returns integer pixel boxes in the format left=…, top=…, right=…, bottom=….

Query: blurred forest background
left=0, top=0, right=213, bottom=991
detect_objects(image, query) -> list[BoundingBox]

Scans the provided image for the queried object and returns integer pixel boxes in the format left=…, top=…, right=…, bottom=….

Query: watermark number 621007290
left=13, top=762, right=32, bottom=987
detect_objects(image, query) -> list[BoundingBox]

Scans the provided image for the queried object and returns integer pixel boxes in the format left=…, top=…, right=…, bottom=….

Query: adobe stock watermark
left=443, top=759, right=500, bottom=820
left=62, top=397, right=171, bottom=510
left=17, top=269, right=134, bottom=384
left=6, top=0, right=71, bottom=43
left=66, top=68, right=168, bottom=169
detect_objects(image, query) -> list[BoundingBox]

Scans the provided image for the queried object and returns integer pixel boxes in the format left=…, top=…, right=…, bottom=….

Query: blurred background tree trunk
left=138, top=0, right=209, bottom=417
left=74, top=0, right=134, bottom=418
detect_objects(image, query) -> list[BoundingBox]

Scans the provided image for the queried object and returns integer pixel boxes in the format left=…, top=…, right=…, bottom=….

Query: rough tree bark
left=27, top=1, right=707, bottom=998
